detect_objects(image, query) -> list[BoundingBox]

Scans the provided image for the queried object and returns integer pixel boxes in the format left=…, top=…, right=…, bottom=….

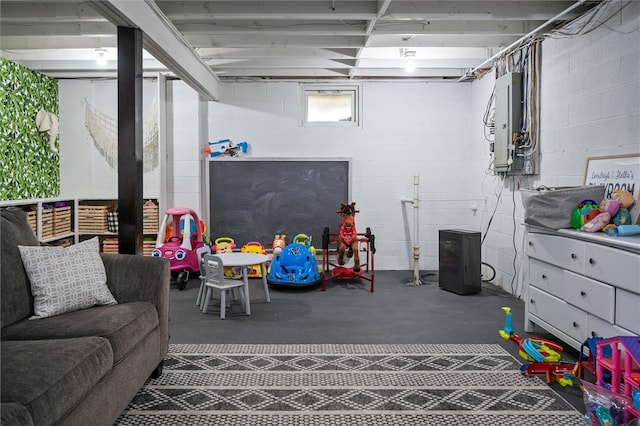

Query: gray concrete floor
left=168, top=270, right=586, bottom=413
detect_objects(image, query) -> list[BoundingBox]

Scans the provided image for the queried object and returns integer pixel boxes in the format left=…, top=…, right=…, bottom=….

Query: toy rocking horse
left=337, top=202, right=360, bottom=272
left=321, top=202, right=375, bottom=291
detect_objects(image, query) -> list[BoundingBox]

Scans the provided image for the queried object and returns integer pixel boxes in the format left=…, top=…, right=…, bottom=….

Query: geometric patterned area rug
left=115, top=344, right=584, bottom=426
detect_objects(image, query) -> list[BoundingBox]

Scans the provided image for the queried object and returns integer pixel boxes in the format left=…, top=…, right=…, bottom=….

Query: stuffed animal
left=611, top=190, right=635, bottom=226
left=613, top=208, right=633, bottom=226
left=612, top=189, right=635, bottom=208
left=582, top=197, right=620, bottom=233
left=581, top=212, right=611, bottom=232
left=599, top=198, right=621, bottom=217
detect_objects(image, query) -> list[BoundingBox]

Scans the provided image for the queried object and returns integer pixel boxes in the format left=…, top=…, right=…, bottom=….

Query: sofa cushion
left=0, top=402, right=34, bottom=426
left=1, top=207, right=39, bottom=328
left=0, top=337, right=113, bottom=426
left=18, top=237, right=117, bottom=319
left=1, top=302, right=159, bottom=364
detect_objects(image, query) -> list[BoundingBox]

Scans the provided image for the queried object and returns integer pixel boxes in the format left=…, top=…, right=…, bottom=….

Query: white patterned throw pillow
left=18, top=237, right=117, bottom=319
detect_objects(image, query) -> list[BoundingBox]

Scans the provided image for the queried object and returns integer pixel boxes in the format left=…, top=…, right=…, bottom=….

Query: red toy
left=520, top=362, right=577, bottom=386
left=499, top=307, right=577, bottom=386
left=153, top=207, right=207, bottom=290
left=321, top=202, right=376, bottom=292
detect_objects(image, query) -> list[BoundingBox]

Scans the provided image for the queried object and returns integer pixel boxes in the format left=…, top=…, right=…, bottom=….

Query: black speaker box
left=438, top=229, right=481, bottom=295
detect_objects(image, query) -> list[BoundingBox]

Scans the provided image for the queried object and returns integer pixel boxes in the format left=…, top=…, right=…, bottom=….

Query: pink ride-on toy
left=153, top=207, right=208, bottom=290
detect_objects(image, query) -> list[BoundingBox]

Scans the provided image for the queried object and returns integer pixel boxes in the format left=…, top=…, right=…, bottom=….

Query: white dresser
left=524, top=226, right=640, bottom=351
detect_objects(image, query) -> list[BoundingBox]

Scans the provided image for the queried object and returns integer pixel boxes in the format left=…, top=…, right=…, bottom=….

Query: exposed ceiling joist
left=0, top=0, right=604, bottom=90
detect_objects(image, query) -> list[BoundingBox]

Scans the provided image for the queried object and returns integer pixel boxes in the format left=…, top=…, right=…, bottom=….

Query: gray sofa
left=1, top=207, right=170, bottom=426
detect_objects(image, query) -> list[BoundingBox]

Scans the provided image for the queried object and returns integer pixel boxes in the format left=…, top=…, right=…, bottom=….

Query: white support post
left=402, top=175, right=424, bottom=287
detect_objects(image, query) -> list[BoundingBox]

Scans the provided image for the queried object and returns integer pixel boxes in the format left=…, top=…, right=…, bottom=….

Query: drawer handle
left=528, top=241, right=533, bottom=246
left=530, top=299, right=535, bottom=304
left=580, top=291, right=586, bottom=297
left=572, top=321, right=579, bottom=328
left=591, top=331, right=598, bottom=337
left=541, top=274, right=547, bottom=279
left=589, top=258, right=595, bottom=265
left=571, top=253, right=577, bottom=259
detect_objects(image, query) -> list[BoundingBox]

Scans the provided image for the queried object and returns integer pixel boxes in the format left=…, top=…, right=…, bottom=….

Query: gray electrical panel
left=493, top=72, right=522, bottom=173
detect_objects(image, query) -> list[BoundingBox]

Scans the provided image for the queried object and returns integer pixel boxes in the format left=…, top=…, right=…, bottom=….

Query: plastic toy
left=576, top=337, right=608, bottom=381
left=581, top=379, right=631, bottom=426
left=153, top=207, right=207, bottom=290
left=571, top=199, right=601, bottom=230
left=271, top=234, right=287, bottom=255
left=203, top=139, right=248, bottom=157
left=293, top=233, right=316, bottom=256
left=519, top=362, right=577, bottom=386
left=212, top=236, right=236, bottom=253
left=267, top=238, right=322, bottom=287
left=499, top=307, right=563, bottom=363
left=606, top=224, right=640, bottom=236
left=211, top=237, right=240, bottom=278
left=164, top=216, right=211, bottom=246
left=240, top=241, right=267, bottom=277
left=595, top=336, right=640, bottom=419
left=321, top=203, right=376, bottom=292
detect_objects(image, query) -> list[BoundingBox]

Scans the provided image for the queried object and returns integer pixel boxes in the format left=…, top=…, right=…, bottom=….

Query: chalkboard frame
left=206, top=157, right=351, bottom=249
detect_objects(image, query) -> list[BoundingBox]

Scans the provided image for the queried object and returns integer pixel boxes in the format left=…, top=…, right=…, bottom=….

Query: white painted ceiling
left=1, top=1, right=599, bottom=84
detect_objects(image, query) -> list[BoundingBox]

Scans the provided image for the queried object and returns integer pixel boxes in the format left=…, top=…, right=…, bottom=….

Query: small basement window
left=301, top=85, right=360, bottom=126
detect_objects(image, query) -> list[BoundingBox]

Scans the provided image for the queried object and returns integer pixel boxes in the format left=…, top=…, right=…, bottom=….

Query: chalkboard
left=208, top=158, right=350, bottom=248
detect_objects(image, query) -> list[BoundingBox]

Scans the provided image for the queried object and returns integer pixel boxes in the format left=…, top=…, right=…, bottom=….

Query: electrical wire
left=509, top=175, right=518, bottom=296
left=548, top=0, right=632, bottom=39
left=481, top=176, right=505, bottom=246
left=483, top=86, right=496, bottom=142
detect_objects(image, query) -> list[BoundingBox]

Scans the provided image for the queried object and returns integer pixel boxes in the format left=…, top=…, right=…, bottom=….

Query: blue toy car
left=267, top=241, right=321, bottom=287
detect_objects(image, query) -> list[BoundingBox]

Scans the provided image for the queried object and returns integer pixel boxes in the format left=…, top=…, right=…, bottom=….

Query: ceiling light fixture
left=402, top=48, right=417, bottom=72
left=95, top=49, right=107, bottom=66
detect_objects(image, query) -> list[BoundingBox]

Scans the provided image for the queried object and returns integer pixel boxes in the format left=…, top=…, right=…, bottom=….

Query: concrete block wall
left=207, top=81, right=492, bottom=271
left=164, top=81, right=202, bottom=213
left=53, top=1, right=637, bottom=296
left=58, top=79, right=160, bottom=199
left=473, top=0, right=640, bottom=296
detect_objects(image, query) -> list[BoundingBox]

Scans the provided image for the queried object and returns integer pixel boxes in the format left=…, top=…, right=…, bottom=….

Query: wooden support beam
left=117, top=26, right=143, bottom=255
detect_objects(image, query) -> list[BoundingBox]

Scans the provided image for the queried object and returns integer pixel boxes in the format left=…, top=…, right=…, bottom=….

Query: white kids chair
left=201, top=254, right=248, bottom=319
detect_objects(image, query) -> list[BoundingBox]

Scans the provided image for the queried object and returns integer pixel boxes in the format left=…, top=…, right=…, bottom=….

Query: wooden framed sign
left=584, top=153, right=640, bottom=223
left=584, top=153, right=639, bottom=199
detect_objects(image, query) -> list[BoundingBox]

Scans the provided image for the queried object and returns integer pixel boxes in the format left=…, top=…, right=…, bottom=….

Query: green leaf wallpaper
left=0, top=57, right=60, bottom=201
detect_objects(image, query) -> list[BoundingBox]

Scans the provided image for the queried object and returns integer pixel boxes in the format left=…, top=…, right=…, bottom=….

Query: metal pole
left=404, top=175, right=424, bottom=286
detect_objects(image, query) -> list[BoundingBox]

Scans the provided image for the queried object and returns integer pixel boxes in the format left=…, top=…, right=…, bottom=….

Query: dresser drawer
left=529, top=258, right=564, bottom=299
left=588, top=314, right=636, bottom=339
left=528, top=286, right=587, bottom=342
left=526, top=233, right=584, bottom=275
left=563, top=271, right=615, bottom=323
left=615, top=289, right=640, bottom=333
left=584, top=243, right=640, bottom=294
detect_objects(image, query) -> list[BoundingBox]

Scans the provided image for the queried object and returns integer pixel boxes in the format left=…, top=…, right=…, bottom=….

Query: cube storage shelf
left=0, top=197, right=159, bottom=254
left=0, top=198, right=76, bottom=245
